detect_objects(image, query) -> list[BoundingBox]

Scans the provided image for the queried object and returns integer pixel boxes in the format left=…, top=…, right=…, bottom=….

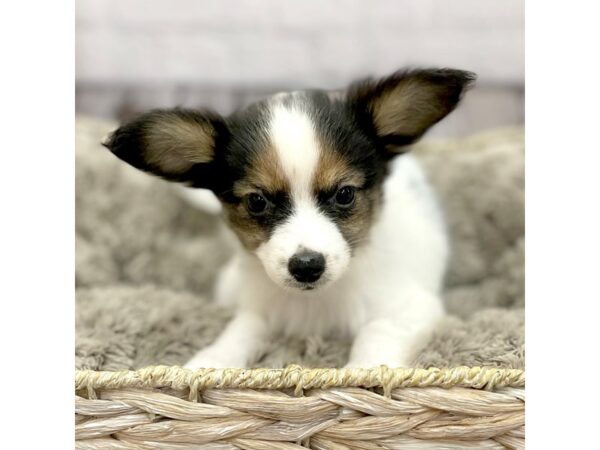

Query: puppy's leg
left=345, top=286, right=444, bottom=368
left=185, top=310, right=268, bottom=369
left=214, top=255, right=242, bottom=308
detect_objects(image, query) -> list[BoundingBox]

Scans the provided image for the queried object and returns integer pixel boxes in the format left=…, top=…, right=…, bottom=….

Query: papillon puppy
left=104, top=68, right=475, bottom=368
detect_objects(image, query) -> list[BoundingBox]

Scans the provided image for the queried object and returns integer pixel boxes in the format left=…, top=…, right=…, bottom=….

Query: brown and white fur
left=104, top=68, right=475, bottom=368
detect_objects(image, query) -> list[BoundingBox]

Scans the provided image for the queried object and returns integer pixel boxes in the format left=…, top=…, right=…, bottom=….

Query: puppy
left=104, top=68, right=475, bottom=368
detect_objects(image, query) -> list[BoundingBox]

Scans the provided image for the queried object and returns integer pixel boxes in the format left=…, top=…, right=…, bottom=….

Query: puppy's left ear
left=348, top=68, right=476, bottom=153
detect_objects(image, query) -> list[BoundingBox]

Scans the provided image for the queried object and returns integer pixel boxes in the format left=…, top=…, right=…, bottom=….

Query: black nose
left=288, top=251, right=326, bottom=283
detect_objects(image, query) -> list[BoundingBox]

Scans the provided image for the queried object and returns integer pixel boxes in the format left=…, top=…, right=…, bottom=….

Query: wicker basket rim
left=76, top=365, right=524, bottom=397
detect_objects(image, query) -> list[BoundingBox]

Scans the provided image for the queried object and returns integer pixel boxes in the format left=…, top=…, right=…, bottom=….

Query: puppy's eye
left=246, top=193, right=268, bottom=215
left=334, top=186, right=355, bottom=207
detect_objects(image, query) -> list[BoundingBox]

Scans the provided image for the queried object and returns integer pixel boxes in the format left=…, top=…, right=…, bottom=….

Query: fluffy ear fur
left=102, top=108, right=225, bottom=185
left=348, top=68, right=476, bottom=152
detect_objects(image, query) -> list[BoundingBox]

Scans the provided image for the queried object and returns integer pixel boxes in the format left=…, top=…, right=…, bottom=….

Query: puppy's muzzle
left=288, top=250, right=326, bottom=283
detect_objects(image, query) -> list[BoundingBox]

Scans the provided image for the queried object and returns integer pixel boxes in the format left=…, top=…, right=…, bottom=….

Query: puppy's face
left=104, top=69, right=474, bottom=291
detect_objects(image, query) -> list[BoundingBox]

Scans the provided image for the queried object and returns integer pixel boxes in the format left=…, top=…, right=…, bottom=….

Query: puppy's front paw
left=184, top=347, right=243, bottom=370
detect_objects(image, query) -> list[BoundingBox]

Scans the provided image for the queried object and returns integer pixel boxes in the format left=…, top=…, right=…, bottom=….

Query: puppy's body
left=104, top=69, right=474, bottom=368
left=186, top=152, right=447, bottom=368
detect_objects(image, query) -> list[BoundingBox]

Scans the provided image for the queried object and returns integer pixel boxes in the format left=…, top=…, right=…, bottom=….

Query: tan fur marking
left=234, top=144, right=289, bottom=197
left=222, top=203, right=267, bottom=250
left=225, top=144, right=289, bottom=251
left=313, top=142, right=378, bottom=249
left=372, top=79, right=448, bottom=138
left=337, top=185, right=382, bottom=248
left=144, top=117, right=215, bottom=174
left=313, top=144, right=365, bottom=192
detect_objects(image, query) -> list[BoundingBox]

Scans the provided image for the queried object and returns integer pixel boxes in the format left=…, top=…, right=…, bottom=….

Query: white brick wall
left=76, top=0, right=524, bottom=135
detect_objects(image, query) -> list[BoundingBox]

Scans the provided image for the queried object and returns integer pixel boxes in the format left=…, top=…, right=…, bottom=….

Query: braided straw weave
left=75, top=365, right=525, bottom=449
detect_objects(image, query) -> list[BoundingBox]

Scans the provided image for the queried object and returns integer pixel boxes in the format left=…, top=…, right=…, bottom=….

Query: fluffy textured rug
left=75, top=116, right=524, bottom=370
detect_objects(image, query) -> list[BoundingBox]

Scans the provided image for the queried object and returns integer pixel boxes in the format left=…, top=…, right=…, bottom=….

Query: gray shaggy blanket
left=75, top=116, right=524, bottom=370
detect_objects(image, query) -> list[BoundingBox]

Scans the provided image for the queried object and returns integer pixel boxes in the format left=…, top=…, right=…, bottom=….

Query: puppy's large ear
left=348, top=68, right=476, bottom=153
left=102, top=108, right=226, bottom=186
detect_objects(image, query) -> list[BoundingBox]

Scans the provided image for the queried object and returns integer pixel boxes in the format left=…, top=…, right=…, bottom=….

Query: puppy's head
left=104, top=68, right=475, bottom=291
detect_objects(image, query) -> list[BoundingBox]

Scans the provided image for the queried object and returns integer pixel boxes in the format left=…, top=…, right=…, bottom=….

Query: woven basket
left=75, top=365, right=525, bottom=449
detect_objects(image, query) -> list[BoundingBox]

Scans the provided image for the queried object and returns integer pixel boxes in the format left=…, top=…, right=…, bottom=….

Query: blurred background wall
left=76, top=0, right=523, bottom=138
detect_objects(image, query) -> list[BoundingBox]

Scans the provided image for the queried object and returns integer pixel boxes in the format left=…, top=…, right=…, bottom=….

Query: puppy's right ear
left=347, top=69, right=475, bottom=154
left=102, top=108, right=226, bottom=186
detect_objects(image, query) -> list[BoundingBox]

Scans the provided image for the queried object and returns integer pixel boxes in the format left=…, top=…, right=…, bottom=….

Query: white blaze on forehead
left=268, top=103, right=320, bottom=201
left=256, top=99, right=352, bottom=289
